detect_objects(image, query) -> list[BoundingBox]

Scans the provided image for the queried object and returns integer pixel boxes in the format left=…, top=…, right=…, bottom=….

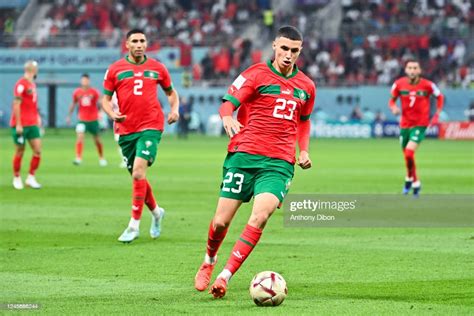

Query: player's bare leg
left=74, top=132, right=85, bottom=165
left=118, top=157, right=148, bottom=242
left=403, top=141, right=420, bottom=196
left=12, top=144, right=25, bottom=189
left=25, top=138, right=42, bottom=189
left=210, top=193, right=278, bottom=298
left=195, top=198, right=241, bottom=291
left=93, top=135, right=107, bottom=166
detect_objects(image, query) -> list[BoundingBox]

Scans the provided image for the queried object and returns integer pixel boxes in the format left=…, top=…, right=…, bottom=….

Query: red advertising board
left=438, top=122, right=474, bottom=140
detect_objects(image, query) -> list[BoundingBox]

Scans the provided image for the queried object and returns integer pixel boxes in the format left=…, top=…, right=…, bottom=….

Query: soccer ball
left=249, top=271, right=287, bottom=306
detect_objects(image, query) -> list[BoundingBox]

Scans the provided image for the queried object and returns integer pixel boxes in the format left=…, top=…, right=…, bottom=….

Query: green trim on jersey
left=125, top=55, right=147, bottom=65
left=416, top=91, right=428, bottom=96
left=144, top=70, right=159, bottom=79
left=223, top=94, right=241, bottom=108
left=258, top=85, right=281, bottom=95
left=117, top=70, right=134, bottom=81
left=267, top=60, right=299, bottom=79
left=300, top=114, right=311, bottom=121
left=163, top=84, right=174, bottom=92
left=294, top=88, right=310, bottom=101
left=103, top=89, right=113, bottom=96
left=399, top=90, right=410, bottom=95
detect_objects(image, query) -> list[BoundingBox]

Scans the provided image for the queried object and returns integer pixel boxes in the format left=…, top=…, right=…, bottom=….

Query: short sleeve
left=14, top=81, right=25, bottom=99
left=72, top=89, right=79, bottom=102
left=222, top=67, right=256, bottom=108
left=158, top=64, right=173, bottom=92
left=430, top=82, right=441, bottom=97
left=103, top=68, right=115, bottom=96
left=390, top=82, right=399, bottom=98
left=300, top=82, right=316, bottom=121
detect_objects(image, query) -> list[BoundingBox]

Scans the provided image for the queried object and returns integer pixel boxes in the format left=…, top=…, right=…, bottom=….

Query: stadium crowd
left=1, top=0, right=472, bottom=88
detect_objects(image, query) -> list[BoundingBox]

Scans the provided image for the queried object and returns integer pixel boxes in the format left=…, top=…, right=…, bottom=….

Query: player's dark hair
left=405, top=59, right=420, bottom=67
left=81, top=73, right=89, bottom=78
left=276, top=26, right=303, bottom=42
left=126, top=29, right=145, bottom=39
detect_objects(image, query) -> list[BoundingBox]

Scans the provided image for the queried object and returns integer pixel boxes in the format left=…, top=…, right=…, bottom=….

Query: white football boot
left=150, top=208, right=165, bottom=239
left=13, top=176, right=24, bottom=190
left=118, top=227, right=139, bottom=243
left=25, top=175, right=41, bottom=189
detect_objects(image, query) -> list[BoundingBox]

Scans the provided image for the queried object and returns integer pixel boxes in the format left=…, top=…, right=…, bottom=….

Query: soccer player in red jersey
left=66, top=74, right=107, bottom=166
left=101, top=29, right=180, bottom=242
left=194, top=26, right=316, bottom=298
left=389, top=59, right=444, bottom=196
left=11, top=60, right=42, bottom=190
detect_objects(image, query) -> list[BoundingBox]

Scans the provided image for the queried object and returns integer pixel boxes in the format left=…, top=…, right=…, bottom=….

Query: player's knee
left=16, top=147, right=25, bottom=156
left=213, top=218, right=230, bottom=231
left=132, top=170, right=145, bottom=180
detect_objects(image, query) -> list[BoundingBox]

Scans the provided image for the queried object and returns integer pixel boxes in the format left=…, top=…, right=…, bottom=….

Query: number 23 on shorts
left=222, top=171, right=244, bottom=193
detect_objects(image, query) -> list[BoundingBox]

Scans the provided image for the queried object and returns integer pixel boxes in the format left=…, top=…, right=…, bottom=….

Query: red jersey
left=391, top=77, right=441, bottom=128
left=103, top=55, right=173, bottom=135
left=223, top=60, right=316, bottom=164
left=10, top=77, right=39, bottom=127
left=73, top=87, right=100, bottom=121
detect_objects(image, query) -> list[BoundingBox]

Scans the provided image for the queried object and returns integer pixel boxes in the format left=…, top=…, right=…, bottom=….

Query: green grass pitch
left=1, top=129, right=473, bottom=314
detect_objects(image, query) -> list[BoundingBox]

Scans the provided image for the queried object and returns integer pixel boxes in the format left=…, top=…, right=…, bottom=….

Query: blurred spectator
left=350, top=105, right=363, bottom=121
left=374, top=110, right=386, bottom=123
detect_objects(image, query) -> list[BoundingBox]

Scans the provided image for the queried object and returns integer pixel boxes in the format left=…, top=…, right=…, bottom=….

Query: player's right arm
left=389, top=82, right=400, bottom=115
left=66, top=90, right=78, bottom=125
left=102, top=94, right=126, bottom=122
left=12, top=97, right=22, bottom=135
left=102, top=67, right=126, bottom=122
left=219, top=69, right=256, bottom=138
left=12, top=81, right=25, bottom=135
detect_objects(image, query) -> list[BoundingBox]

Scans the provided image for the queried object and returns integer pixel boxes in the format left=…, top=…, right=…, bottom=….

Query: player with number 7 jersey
left=194, top=26, right=316, bottom=299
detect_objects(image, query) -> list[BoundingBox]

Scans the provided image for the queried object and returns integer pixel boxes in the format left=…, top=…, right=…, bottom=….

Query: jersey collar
left=267, top=60, right=298, bottom=79
left=125, top=54, right=147, bottom=65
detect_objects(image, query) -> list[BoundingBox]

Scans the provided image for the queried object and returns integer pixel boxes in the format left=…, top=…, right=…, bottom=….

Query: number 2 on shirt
left=273, top=98, right=297, bottom=120
left=133, top=79, right=143, bottom=95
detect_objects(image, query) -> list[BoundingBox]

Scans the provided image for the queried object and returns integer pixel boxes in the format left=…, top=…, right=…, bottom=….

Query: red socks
left=76, top=141, right=83, bottom=159
left=131, top=179, right=147, bottom=220
left=145, top=180, right=157, bottom=210
left=29, top=154, right=41, bottom=175
left=13, top=154, right=23, bottom=177
left=95, top=140, right=104, bottom=158
left=404, top=148, right=417, bottom=181
left=224, top=224, right=262, bottom=274
left=207, top=220, right=229, bottom=258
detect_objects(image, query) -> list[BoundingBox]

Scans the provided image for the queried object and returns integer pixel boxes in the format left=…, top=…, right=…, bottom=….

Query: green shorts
left=76, top=120, right=100, bottom=136
left=219, top=152, right=294, bottom=203
left=11, top=125, right=41, bottom=145
left=400, top=126, right=427, bottom=148
left=118, top=130, right=162, bottom=172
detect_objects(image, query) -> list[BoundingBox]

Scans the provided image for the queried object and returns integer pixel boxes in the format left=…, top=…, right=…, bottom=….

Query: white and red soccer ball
left=249, top=271, right=287, bottom=306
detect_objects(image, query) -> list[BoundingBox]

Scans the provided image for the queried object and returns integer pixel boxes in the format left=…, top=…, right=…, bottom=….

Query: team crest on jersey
left=145, top=140, right=152, bottom=148
left=299, top=91, right=305, bottom=99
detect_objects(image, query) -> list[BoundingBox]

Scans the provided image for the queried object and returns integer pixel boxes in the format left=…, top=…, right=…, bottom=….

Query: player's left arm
left=165, top=88, right=179, bottom=124
left=297, top=85, right=316, bottom=170
left=159, top=65, right=179, bottom=124
left=430, top=82, right=444, bottom=125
